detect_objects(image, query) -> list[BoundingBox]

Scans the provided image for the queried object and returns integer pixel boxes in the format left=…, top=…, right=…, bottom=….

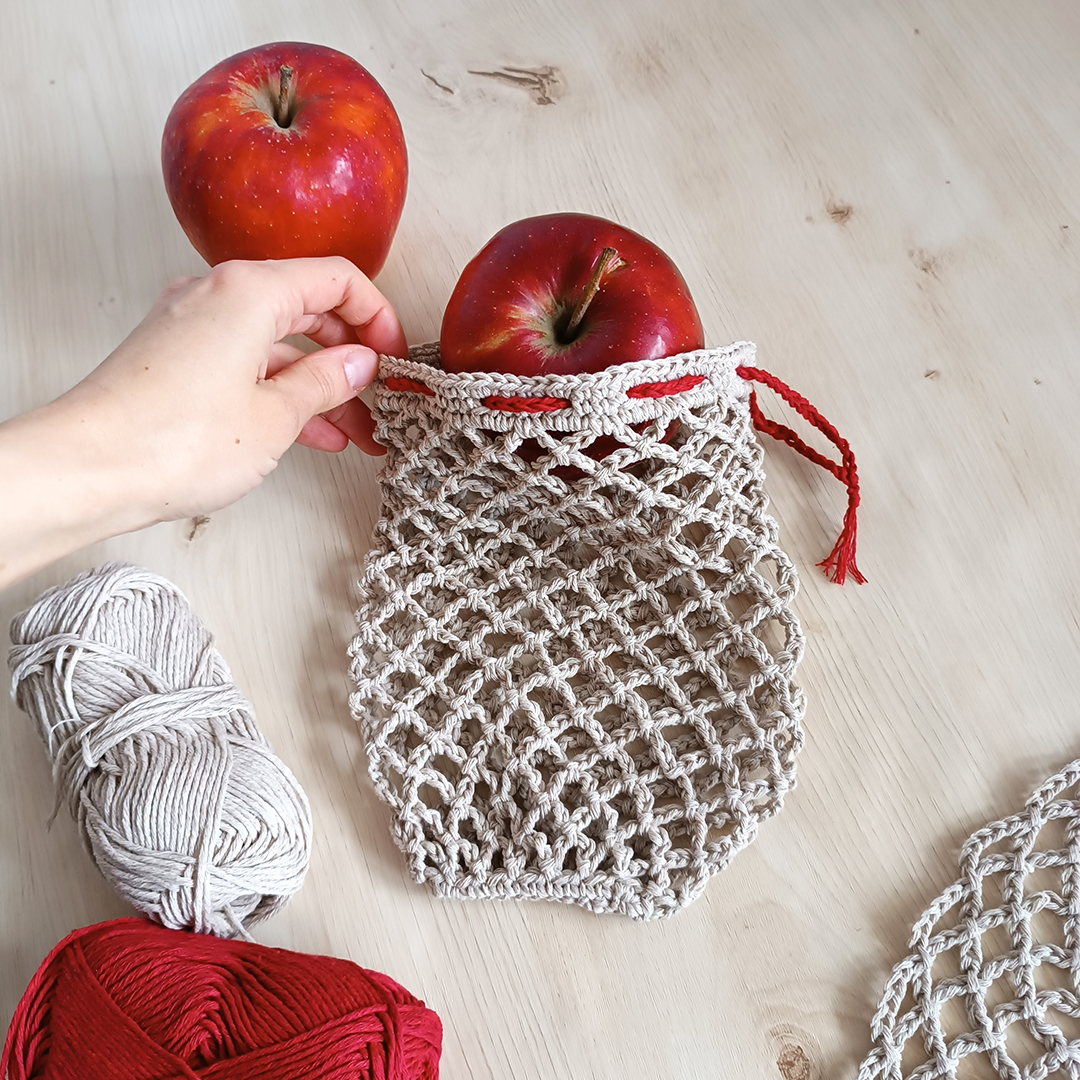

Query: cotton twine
left=1, top=918, right=443, bottom=1079
left=859, top=758, right=1080, bottom=1080
left=8, top=563, right=312, bottom=938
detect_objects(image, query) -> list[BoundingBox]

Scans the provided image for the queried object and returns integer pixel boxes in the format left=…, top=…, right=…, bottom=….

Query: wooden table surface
left=4, top=2, right=1080, bottom=1076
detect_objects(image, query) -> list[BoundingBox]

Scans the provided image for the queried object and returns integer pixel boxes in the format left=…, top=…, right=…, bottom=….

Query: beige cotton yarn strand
left=8, top=562, right=312, bottom=938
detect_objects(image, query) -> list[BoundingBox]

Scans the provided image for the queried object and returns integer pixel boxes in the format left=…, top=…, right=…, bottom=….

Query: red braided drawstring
left=482, top=394, right=569, bottom=413
left=381, top=366, right=863, bottom=584
left=385, top=376, right=436, bottom=396
left=626, top=374, right=706, bottom=398
left=736, top=365, right=865, bottom=585
left=384, top=376, right=704, bottom=407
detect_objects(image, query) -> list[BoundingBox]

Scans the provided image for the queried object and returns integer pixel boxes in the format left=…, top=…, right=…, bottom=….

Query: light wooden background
left=4, top=1, right=1080, bottom=1076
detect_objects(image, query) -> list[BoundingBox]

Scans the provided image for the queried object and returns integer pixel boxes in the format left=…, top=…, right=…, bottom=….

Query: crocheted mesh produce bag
left=350, top=341, right=857, bottom=920
left=859, top=759, right=1080, bottom=1080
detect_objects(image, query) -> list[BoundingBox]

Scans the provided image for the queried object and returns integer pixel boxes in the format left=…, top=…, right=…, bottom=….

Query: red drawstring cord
left=384, top=364, right=863, bottom=584
left=736, top=365, right=865, bottom=585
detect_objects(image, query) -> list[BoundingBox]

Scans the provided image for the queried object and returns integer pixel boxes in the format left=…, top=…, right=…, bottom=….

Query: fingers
left=296, top=415, right=350, bottom=453
left=211, top=257, right=407, bottom=358
left=265, top=341, right=306, bottom=378
left=321, top=398, right=386, bottom=456
left=146, top=260, right=399, bottom=460
left=264, top=341, right=386, bottom=456
left=294, top=309, right=406, bottom=358
left=289, top=310, right=360, bottom=350
left=266, top=342, right=378, bottom=433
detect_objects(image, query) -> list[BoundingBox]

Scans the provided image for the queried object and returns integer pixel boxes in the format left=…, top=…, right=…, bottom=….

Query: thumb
left=268, top=344, right=379, bottom=422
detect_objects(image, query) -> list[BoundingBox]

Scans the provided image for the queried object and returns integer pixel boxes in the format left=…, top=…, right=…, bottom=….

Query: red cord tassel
left=736, top=365, right=866, bottom=585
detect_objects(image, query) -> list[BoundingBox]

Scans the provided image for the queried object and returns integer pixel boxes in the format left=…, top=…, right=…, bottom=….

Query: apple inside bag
left=348, top=341, right=806, bottom=920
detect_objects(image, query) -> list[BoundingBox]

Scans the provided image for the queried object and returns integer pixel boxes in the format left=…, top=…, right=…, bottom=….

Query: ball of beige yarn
left=8, top=562, right=312, bottom=938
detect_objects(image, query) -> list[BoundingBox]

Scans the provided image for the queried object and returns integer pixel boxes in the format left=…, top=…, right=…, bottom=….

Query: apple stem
left=274, top=65, right=295, bottom=127
left=564, top=247, right=622, bottom=340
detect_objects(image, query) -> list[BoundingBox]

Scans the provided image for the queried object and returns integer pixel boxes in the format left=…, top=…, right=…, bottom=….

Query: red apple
left=440, top=213, right=703, bottom=375
left=440, top=214, right=703, bottom=472
left=162, top=42, right=407, bottom=277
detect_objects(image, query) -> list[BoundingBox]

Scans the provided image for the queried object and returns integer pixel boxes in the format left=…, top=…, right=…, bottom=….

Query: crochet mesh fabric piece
left=859, top=760, right=1080, bottom=1079
left=349, top=342, right=805, bottom=920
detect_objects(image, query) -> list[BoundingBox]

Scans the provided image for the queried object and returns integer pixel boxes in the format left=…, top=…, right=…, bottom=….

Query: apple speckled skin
left=440, top=214, right=704, bottom=376
left=162, top=42, right=407, bottom=278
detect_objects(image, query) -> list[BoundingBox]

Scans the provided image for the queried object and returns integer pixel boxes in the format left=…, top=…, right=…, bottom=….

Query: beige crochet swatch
left=859, top=760, right=1080, bottom=1079
left=350, top=342, right=805, bottom=919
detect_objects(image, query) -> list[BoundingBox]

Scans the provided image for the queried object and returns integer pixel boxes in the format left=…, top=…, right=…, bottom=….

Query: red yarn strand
left=626, top=374, right=706, bottom=399
left=385, top=376, right=436, bottom=396
left=387, top=375, right=706, bottom=406
left=482, top=394, right=569, bottom=413
left=736, top=365, right=866, bottom=585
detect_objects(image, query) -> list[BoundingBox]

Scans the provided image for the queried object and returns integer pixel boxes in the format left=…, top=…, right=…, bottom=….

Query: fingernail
left=343, top=346, right=378, bottom=391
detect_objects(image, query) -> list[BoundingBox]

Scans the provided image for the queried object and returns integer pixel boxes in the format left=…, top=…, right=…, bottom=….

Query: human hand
left=0, top=257, right=405, bottom=588
left=67, top=257, right=405, bottom=519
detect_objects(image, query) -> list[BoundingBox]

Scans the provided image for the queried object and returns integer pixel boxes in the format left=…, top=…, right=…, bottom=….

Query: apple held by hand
left=440, top=213, right=704, bottom=376
left=162, top=42, right=407, bottom=277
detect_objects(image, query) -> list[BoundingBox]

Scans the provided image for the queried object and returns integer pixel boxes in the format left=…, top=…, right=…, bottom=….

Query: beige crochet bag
left=349, top=341, right=860, bottom=920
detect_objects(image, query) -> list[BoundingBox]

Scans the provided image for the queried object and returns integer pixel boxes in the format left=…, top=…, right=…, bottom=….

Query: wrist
left=0, top=394, right=153, bottom=589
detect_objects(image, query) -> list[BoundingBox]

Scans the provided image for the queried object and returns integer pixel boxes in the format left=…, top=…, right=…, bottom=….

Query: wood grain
left=4, top=1, right=1080, bottom=1076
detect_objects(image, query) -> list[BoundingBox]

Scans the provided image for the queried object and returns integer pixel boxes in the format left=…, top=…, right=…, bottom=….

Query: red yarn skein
left=3, top=919, right=442, bottom=1079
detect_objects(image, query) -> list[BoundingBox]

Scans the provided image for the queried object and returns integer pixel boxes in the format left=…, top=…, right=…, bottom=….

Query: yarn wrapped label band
left=350, top=341, right=858, bottom=919
left=2, top=918, right=442, bottom=1079
left=8, top=563, right=312, bottom=939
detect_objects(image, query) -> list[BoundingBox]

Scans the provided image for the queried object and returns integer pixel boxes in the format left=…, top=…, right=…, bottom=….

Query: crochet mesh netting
left=349, top=342, right=805, bottom=919
left=860, top=760, right=1080, bottom=1079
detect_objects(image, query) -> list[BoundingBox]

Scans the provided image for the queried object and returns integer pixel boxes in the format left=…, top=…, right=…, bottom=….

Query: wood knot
left=769, top=1025, right=820, bottom=1080
left=186, top=515, right=211, bottom=542
left=468, top=65, right=565, bottom=105
left=777, top=1043, right=812, bottom=1080
left=826, top=200, right=853, bottom=225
